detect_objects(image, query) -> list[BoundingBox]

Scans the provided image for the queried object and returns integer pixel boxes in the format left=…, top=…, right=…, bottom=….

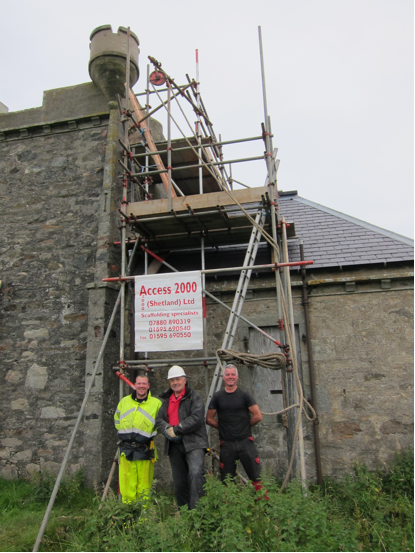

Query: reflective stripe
left=118, top=405, right=156, bottom=425
left=116, top=408, right=121, bottom=414
left=114, top=420, right=120, bottom=425
left=135, top=406, right=156, bottom=426
left=118, top=427, right=157, bottom=439
left=118, top=407, right=136, bottom=421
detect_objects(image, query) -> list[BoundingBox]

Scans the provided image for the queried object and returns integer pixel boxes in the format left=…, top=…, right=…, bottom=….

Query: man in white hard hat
left=156, top=365, right=208, bottom=510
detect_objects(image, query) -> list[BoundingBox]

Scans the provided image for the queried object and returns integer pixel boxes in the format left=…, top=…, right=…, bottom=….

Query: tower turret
left=89, top=25, right=139, bottom=100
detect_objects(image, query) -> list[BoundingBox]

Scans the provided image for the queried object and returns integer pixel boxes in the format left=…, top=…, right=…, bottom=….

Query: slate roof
left=279, top=192, right=414, bottom=269
left=144, top=190, right=413, bottom=274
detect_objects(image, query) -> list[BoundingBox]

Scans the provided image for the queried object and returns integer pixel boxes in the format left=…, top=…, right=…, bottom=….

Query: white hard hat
left=167, top=365, right=186, bottom=379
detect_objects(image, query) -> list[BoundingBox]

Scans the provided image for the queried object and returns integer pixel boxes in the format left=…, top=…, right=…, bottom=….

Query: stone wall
left=306, top=275, right=414, bottom=478
left=0, top=118, right=111, bottom=479
left=194, top=267, right=412, bottom=484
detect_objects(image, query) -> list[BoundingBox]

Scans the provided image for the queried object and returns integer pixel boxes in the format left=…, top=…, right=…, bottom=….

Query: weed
left=0, top=451, right=413, bottom=552
left=321, top=455, right=414, bottom=552
left=381, top=448, right=414, bottom=500
left=31, top=469, right=87, bottom=506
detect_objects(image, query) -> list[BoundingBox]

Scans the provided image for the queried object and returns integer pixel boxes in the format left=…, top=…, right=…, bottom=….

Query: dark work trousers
left=168, top=441, right=205, bottom=510
left=219, top=437, right=261, bottom=482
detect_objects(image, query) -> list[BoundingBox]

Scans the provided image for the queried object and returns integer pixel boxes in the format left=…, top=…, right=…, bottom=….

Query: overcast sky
left=1, top=0, right=413, bottom=238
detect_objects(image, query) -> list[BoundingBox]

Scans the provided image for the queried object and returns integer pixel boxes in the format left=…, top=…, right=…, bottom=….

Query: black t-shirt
left=208, top=387, right=257, bottom=441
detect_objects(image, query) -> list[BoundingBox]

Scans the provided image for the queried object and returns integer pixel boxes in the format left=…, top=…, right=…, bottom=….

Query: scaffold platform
left=125, top=186, right=296, bottom=251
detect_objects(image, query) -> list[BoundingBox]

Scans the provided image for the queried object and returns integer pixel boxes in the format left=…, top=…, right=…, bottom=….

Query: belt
left=221, top=436, right=252, bottom=443
left=120, top=439, right=155, bottom=461
left=120, top=440, right=149, bottom=451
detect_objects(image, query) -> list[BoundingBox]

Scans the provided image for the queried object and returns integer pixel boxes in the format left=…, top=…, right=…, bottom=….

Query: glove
left=164, top=426, right=182, bottom=442
left=167, top=426, right=178, bottom=439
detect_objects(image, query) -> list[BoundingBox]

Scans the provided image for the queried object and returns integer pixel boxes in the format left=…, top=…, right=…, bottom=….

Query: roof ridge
left=291, top=196, right=414, bottom=247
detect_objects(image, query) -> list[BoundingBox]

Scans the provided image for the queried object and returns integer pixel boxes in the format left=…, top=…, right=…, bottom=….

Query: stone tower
left=89, top=25, right=140, bottom=100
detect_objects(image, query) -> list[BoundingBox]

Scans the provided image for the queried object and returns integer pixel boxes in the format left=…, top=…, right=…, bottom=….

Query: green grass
left=0, top=470, right=95, bottom=552
left=0, top=449, right=413, bottom=552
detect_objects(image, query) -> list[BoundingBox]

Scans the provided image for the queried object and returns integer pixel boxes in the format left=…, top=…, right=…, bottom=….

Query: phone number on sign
left=149, top=332, right=192, bottom=339
left=149, top=319, right=191, bottom=326
left=149, top=326, right=191, bottom=332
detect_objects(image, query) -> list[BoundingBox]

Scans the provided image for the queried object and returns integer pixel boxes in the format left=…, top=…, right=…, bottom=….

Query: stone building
left=0, top=25, right=413, bottom=488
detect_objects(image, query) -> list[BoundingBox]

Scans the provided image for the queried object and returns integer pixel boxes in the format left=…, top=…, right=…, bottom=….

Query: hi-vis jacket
left=114, top=391, right=161, bottom=447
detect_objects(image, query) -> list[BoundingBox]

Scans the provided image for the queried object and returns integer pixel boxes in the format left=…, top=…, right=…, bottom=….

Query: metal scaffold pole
left=145, top=63, right=150, bottom=197
left=281, top=217, right=307, bottom=483
left=258, top=26, right=283, bottom=337
left=118, top=29, right=131, bottom=403
left=196, top=49, right=209, bottom=398
left=258, top=25, right=306, bottom=482
left=167, top=79, right=172, bottom=212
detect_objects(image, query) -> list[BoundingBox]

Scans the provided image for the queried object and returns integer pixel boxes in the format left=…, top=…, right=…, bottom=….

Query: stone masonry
left=0, top=90, right=113, bottom=479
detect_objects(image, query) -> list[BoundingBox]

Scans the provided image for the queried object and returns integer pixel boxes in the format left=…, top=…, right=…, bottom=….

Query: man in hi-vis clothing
left=114, top=375, right=162, bottom=503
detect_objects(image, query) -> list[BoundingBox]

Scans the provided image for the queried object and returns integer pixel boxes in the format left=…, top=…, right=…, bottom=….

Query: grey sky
left=1, top=0, right=413, bottom=238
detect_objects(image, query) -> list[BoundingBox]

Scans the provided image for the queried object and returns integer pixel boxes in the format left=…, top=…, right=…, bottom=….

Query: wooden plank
left=128, top=89, right=177, bottom=198
left=147, top=254, right=169, bottom=275
left=127, top=186, right=269, bottom=217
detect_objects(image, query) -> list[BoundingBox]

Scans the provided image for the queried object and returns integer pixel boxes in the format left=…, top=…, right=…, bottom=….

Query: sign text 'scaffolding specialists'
left=134, top=271, right=203, bottom=352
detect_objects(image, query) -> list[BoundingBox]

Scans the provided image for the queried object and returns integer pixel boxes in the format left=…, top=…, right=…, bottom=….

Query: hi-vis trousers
left=119, top=453, right=154, bottom=503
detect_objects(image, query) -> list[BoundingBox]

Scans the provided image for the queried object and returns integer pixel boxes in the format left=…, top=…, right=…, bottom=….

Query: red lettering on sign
left=139, top=285, right=172, bottom=296
left=174, top=281, right=198, bottom=294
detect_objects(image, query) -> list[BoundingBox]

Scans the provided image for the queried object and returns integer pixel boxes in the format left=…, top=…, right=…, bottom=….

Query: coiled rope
left=216, top=349, right=286, bottom=371
left=216, top=348, right=315, bottom=420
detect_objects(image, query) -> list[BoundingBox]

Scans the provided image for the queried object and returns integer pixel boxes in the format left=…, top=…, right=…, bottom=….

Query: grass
left=0, top=449, right=413, bottom=552
left=0, top=470, right=94, bottom=552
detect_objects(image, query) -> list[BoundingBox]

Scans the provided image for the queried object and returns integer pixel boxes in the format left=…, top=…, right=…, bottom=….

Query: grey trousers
left=168, top=441, right=205, bottom=510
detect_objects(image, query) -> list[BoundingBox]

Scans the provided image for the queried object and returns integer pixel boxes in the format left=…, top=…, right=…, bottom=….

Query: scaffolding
left=34, top=26, right=317, bottom=552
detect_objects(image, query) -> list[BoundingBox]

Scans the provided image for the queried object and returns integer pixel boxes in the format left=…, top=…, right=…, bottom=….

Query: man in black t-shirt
left=206, top=364, right=264, bottom=490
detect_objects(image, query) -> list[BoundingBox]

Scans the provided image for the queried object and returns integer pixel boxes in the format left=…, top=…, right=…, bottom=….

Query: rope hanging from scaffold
left=216, top=348, right=286, bottom=371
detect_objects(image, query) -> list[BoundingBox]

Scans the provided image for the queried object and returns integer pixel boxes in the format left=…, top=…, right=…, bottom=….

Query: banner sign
left=134, top=271, right=204, bottom=352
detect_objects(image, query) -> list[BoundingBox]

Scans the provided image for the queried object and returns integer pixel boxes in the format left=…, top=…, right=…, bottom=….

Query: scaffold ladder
left=205, top=207, right=267, bottom=422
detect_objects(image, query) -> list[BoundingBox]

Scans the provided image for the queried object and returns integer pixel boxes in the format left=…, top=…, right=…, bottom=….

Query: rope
left=261, top=404, right=299, bottom=416
left=216, top=348, right=286, bottom=371
left=279, top=277, right=300, bottom=489
left=279, top=350, right=289, bottom=428
left=278, top=276, right=316, bottom=490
